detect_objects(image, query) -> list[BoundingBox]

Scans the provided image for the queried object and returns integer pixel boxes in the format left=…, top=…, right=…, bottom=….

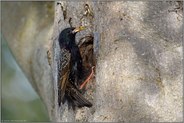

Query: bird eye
left=68, top=30, right=72, bottom=35
left=66, top=32, right=70, bottom=36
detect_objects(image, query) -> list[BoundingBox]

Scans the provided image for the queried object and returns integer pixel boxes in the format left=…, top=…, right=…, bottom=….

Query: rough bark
left=51, top=1, right=183, bottom=122
left=2, top=1, right=183, bottom=122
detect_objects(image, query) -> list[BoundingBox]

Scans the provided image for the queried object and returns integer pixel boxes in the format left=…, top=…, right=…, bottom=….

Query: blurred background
left=1, top=1, right=54, bottom=122
left=1, top=35, right=49, bottom=121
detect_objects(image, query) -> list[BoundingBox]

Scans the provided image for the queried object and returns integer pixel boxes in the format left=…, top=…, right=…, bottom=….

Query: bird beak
left=72, top=26, right=86, bottom=33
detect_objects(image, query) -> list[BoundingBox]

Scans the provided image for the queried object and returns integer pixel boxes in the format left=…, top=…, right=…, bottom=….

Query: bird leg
left=80, top=66, right=95, bottom=90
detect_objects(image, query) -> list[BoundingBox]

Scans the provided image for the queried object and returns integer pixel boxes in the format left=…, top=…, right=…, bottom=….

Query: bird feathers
left=58, top=48, right=71, bottom=106
left=57, top=27, right=92, bottom=109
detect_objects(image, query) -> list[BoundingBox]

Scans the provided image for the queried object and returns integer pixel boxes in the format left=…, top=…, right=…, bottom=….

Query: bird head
left=59, top=26, right=85, bottom=50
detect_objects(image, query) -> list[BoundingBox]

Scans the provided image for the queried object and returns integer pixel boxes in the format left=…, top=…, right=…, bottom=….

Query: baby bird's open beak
left=72, top=26, right=86, bottom=33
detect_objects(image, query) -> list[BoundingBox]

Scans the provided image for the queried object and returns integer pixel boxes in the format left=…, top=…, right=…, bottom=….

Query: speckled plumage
left=57, top=27, right=92, bottom=109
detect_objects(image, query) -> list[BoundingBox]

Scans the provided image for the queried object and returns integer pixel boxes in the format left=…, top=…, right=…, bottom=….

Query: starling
left=58, top=26, right=92, bottom=109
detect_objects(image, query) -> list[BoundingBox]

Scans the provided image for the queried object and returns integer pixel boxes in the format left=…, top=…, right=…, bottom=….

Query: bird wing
left=58, top=48, right=71, bottom=106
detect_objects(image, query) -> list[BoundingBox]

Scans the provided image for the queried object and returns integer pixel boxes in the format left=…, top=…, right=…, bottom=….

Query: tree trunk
left=2, top=1, right=183, bottom=122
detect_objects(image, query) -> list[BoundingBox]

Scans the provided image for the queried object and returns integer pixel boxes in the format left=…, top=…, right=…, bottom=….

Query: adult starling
left=58, top=26, right=92, bottom=109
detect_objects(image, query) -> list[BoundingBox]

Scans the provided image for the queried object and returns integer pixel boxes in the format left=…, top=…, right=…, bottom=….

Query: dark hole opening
left=78, top=34, right=96, bottom=101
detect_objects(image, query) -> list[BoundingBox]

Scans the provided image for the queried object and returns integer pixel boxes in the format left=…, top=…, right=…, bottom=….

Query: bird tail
left=64, top=83, right=92, bottom=109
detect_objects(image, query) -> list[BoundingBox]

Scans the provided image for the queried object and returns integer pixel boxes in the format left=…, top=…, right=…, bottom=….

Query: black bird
left=58, top=27, right=92, bottom=109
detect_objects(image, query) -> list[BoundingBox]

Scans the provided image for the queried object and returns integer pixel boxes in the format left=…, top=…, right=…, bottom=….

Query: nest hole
left=78, top=34, right=96, bottom=100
